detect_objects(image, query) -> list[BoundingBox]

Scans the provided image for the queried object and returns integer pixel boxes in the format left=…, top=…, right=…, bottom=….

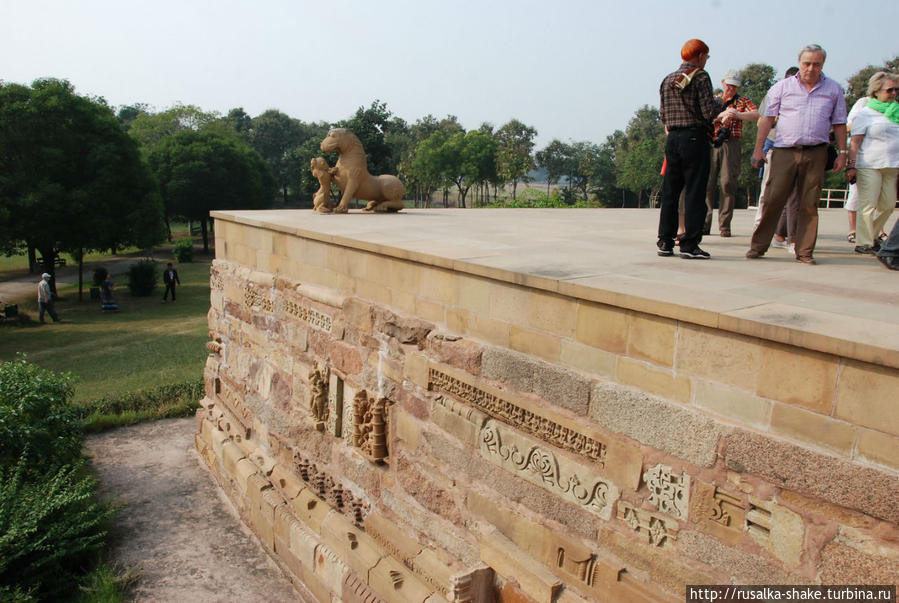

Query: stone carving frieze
left=293, top=450, right=369, bottom=527
left=479, top=420, right=617, bottom=520
left=643, top=464, right=690, bottom=520
left=429, top=368, right=607, bottom=467
left=284, top=299, right=332, bottom=332
left=353, top=391, right=392, bottom=464
left=617, top=501, right=678, bottom=548
left=243, top=285, right=273, bottom=313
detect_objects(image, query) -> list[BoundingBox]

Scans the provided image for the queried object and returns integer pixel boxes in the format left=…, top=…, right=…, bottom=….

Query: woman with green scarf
left=846, top=71, right=899, bottom=255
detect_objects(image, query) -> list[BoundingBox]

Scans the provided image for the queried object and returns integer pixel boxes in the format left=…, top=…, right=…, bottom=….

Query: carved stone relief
left=352, top=390, right=392, bottom=464
left=479, top=420, right=618, bottom=520
left=244, top=285, right=273, bottom=312
left=308, top=365, right=329, bottom=431
left=293, top=450, right=369, bottom=527
left=284, top=299, right=333, bottom=333
left=617, top=501, right=678, bottom=548
left=691, top=481, right=746, bottom=544
left=210, top=272, right=224, bottom=291
left=206, top=330, right=223, bottom=355
left=429, top=368, right=608, bottom=467
left=643, top=464, right=690, bottom=520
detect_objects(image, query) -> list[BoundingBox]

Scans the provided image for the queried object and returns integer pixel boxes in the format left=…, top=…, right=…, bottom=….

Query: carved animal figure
left=319, top=128, right=405, bottom=213
left=310, top=157, right=334, bottom=214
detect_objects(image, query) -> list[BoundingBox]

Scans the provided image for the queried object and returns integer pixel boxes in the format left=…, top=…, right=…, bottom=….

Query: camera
left=712, top=126, right=731, bottom=148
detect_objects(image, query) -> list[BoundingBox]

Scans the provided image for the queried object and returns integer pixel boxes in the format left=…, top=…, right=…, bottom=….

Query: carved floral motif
left=617, top=501, right=678, bottom=548
left=643, top=464, right=690, bottom=520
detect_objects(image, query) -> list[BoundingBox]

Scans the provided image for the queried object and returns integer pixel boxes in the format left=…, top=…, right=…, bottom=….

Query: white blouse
left=850, top=105, right=899, bottom=169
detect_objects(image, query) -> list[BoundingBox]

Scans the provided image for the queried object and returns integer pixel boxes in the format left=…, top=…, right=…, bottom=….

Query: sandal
left=878, top=232, right=888, bottom=242
left=847, top=232, right=856, bottom=243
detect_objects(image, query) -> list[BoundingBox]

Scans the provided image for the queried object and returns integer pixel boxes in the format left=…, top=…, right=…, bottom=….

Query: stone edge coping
left=211, top=211, right=899, bottom=370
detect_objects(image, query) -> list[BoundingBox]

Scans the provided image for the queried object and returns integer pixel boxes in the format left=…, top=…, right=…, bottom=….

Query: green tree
left=335, top=100, right=398, bottom=175
left=536, top=139, right=572, bottom=195
left=148, top=130, right=275, bottom=251
left=735, top=63, right=776, bottom=205
left=495, top=119, right=537, bottom=200
left=845, top=55, right=899, bottom=108
left=127, top=103, right=220, bottom=152
left=615, top=105, right=666, bottom=206
left=248, top=109, right=304, bottom=204
left=0, top=79, right=165, bottom=290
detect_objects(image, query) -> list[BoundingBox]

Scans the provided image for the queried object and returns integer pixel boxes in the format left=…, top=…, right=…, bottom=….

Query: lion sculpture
left=319, top=128, right=405, bottom=213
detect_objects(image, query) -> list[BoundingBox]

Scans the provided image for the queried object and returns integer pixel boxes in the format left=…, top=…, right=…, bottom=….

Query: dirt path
left=85, top=417, right=306, bottom=602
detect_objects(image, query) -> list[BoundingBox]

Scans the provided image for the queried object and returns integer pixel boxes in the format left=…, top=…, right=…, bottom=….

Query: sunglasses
left=883, top=87, right=899, bottom=93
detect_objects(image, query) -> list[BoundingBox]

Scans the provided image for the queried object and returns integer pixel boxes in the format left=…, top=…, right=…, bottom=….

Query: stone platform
left=195, top=208, right=899, bottom=602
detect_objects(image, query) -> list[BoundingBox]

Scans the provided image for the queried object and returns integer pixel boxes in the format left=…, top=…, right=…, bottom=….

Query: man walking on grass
left=38, top=273, right=60, bottom=323
left=162, top=263, right=181, bottom=302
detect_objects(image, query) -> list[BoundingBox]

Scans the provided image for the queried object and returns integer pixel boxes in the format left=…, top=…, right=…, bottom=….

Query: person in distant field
left=748, top=44, right=848, bottom=265
left=162, top=262, right=181, bottom=302
left=657, top=38, right=724, bottom=260
left=705, top=70, right=759, bottom=237
left=37, top=273, right=60, bottom=323
left=101, top=273, right=118, bottom=311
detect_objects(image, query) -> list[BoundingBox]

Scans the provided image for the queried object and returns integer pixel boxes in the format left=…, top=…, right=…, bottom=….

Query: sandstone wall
left=195, top=218, right=899, bottom=602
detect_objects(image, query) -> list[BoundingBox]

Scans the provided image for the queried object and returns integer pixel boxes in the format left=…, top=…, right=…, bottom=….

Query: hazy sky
left=2, top=0, right=897, bottom=147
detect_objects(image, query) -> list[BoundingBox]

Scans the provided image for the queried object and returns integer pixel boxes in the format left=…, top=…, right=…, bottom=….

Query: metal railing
left=819, top=187, right=849, bottom=208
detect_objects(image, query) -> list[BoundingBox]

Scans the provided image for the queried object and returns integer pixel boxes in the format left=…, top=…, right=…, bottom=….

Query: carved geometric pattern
left=481, top=422, right=612, bottom=518
left=352, top=390, right=391, bottom=464
left=210, top=272, right=224, bottom=291
left=695, top=484, right=743, bottom=527
left=642, top=464, right=689, bottom=520
left=284, top=299, right=332, bottom=332
left=617, top=501, right=678, bottom=548
left=429, top=368, right=607, bottom=466
left=243, top=285, right=273, bottom=312
left=308, top=365, right=329, bottom=430
left=293, top=450, right=369, bottom=527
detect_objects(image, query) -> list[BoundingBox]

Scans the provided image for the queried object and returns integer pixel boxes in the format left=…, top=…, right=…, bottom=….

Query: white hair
left=798, top=44, right=826, bottom=62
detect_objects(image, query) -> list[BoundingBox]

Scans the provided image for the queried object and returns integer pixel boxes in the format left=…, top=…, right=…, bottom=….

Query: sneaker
left=789, top=243, right=795, bottom=256
left=657, top=240, right=674, bottom=257
left=877, top=255, right=899, bottom=271
left=772, top=239, right=788, bottom=249
left=855, top=245, right=876, bottom=255
left=680, top=246, right=711, bottom=259
left=796, top=256, right=817, bottom=265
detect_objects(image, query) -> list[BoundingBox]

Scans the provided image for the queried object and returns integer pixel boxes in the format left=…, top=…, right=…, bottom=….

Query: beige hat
left=723, top=70, right=741, bottom=86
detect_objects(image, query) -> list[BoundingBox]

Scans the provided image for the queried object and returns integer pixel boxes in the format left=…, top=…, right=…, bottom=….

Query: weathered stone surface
left=481, top=347, right=590, bottom=415
left=374, top=307, right=434, bottom=347
left=725, top=430, right=899, bottom=524
left=427, top=332, right=483, bottom=375
left=369, top=555, right=433, bottom=603
left=818, top=539, right=899, bottom=585
left=678, top=530, right=796, bottom=585
left=590, top=381, right=726, bottom=468
left=480, top=529, right=562, bottom=603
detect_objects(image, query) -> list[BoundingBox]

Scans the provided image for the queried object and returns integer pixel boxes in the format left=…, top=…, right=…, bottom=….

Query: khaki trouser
left=855, top=167, right=898, bottom=248
left=705, top=136, right=741, bottom=233
left=749, top=145, right=827, bottom=260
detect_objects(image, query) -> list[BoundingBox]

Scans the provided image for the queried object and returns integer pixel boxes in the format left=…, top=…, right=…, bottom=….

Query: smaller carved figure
left=308, top=367, right=328, bottom=429
left=310, top=157, right=334, bottom=214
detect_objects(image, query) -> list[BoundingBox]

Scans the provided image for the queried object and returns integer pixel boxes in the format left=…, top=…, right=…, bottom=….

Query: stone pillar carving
left=352, top=390, right=391, bottom=464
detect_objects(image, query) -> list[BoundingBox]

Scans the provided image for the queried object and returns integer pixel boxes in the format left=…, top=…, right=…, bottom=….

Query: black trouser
left=163, top=283, right=176, bottom=300
left=39, top=301, right=59, bottom=323
left=659, top=128, right=711, bottom=250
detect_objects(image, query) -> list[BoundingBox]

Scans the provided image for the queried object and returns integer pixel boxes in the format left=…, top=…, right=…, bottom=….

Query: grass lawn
left=0, top=256, right=211, bottom=403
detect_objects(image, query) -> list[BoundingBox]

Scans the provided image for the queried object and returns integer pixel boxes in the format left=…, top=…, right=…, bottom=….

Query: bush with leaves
left=173, top=239, right=193, bottom=263
left=0, top=357, right=80, bottom=471
left=0, top=454, right=114, bottom=600
left=127, top=259, right=158, bottom=296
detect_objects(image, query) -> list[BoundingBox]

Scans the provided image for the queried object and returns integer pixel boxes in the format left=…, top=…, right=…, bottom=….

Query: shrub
left=173, top=239, right=194, bottom=263
left=0, top=454, right=114, bottom=600
left=92, top=267, right=109, bottom=288
left=127, top=259, right=158, bottom=296
left=74, top=380, right=204, bottom=432
left=0, top=357, right=80, bottom=471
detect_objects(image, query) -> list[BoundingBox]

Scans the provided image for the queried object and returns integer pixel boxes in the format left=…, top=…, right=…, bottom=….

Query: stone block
left=509, top=326, right=561, bottom=364
left=467, top=489, right=548, bottom=560
left=356, top=279, right=392, bottom=307
left=616, top=357, right=691, bottom=404
left=480, top=529, right=562, bottom=603
left=234, top=457, right=259, bottom=494
left=454, top=273, right=491, bottom=315
left=488, top=281, right=532, bottom=326
left=290, top=488, right=332, bottom=534
left=481, top=347, right=591, bottom=416
left=363, top=511, right=424, bottom=566
left=575, top=302, right=629, bottom=354
left=678, top=530, right=794, bottom=584
left=211, top=426, right=231, bottom=462
left=418, top=266, right=454, bottom=305
left=689, top=481, right=746, bottom=545
left=343, top=571, right=388, bottom=603
left=855, top=428, right=899, bottom=471
left=559, top=340, right=617, bottom=378
left=409, top=549, right=455, bottom=599
left=321, top=511, right=384, bottom=579
left=627, top=313, right=676, bottom=367
left=468, top=314, right=511, bottom=348
left=369, top=556, right=433, bottom=603
left=590, top=381, right=726, bottom=468
left=415, top=298, right=446, bottom=324
left=676, top=324, right=760, bottom=392
left=314, top=544, right=350, bottom=597
left=444, top=308, right=469, bottom=338
left=768, top=503, right=804, bottom=568
left=289, top=518, right=319, bottom=569
left=725, top=430, right=899, bottom=524
left=403, top=352, right=430, bottom=390
left=835, top=360, right=899, bottom=437
left=427, top=333, right=483, bottom=375
left=525, top=290, right=577, bottom=339
left=770, top=403, right=856, bottom=456
left=818, top=537, right=899, bottom=585
left=344, top=298, right=374, bottom=334
left=394, top=407, right=422, bottom=451
left=693, top=380, right=772, bottom=429
left=757, top=343, right=838, bottom=414
left=431, top=396, right=487, bottom=448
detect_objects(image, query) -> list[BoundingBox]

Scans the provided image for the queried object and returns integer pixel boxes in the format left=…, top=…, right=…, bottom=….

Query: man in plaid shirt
left=657, top=39, right=724, bottom=259
left=705, top=70, right=759, bottom=237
